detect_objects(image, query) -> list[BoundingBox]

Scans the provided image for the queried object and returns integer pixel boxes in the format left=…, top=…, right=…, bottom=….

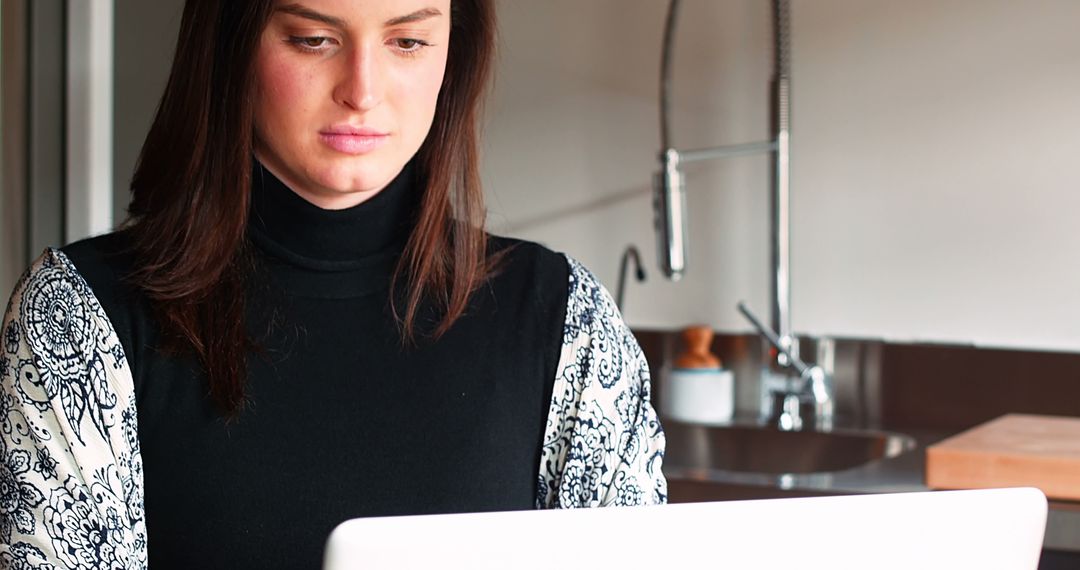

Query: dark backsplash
left=632, top=329, right=1080, bottom=431
left=878, top=343, right=1080, bottom=429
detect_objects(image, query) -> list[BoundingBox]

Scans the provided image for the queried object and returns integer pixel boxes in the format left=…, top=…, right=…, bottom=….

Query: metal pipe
left=770, top=0, right=794, bottom=361
left=679, top=140, right=778, bottom=164
left=655, top=0, right=687, bottom=280
left=659, top=0, right=681, bottom=152
left=616, top=245, right=647, bottom=311
left=654, top=0, right=792, bottom=299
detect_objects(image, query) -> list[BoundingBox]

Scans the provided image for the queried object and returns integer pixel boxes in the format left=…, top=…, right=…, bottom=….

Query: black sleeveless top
left=61, top=162, right=569, bottom=568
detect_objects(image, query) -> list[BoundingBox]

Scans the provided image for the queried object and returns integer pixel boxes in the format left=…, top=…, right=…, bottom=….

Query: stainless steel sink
left=663, top=420, right=916, bottom=475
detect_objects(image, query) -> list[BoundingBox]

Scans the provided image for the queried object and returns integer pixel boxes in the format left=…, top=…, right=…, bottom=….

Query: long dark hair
left=126, top=0, right=497, bottom=416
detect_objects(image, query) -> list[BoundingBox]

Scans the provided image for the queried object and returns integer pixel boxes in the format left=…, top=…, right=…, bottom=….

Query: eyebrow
left=384, top=7, right=443, bottom=27
left=276, top=4, right=347, bottom=28
left=275, top=4, right=443, bottom=29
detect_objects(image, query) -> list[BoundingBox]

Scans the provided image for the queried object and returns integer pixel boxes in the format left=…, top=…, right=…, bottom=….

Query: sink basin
left=663, top=420, right=916, bottom=475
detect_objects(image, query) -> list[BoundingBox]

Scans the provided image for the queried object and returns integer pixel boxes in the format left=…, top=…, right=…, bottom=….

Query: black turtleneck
left=61, top=162, right=569, bottom=569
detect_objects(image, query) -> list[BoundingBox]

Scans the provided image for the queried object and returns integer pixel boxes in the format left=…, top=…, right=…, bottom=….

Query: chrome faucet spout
left=738, top=302, right=834, bottom=431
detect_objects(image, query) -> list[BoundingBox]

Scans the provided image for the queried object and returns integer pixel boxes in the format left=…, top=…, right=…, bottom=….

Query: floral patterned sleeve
left=1, top=249, right=147, bottom=569
left=537, top=256, right=667, bottom=508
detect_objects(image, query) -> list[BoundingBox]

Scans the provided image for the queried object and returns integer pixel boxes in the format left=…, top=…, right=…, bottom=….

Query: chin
left=314, top=163, right=397, bottom=194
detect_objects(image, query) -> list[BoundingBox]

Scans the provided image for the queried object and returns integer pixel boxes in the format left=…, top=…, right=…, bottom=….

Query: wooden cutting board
left=926, top=413, right=1080, bottom=501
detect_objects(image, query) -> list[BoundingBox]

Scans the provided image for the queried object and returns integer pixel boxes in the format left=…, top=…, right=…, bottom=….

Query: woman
left=0, top=0, right=665, bottom=567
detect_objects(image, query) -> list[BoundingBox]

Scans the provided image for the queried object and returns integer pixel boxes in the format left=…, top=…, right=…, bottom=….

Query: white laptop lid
left=323, top=487, right=1047, bottom=570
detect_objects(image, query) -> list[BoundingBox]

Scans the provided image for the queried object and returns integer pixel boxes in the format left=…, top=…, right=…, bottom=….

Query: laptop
left=323, top=487, right=1047, bottom=570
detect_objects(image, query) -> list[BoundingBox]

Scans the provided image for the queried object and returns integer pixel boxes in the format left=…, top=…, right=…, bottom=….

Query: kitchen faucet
left=655, top=0, right=813, bottom=429
left=738, top=302, right=834, bottom=431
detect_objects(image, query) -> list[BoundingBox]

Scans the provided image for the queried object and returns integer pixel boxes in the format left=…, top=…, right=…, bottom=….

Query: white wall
left=793, top=0, right=1080, bottom=350
left=483, top=0, right=1080, bottom=352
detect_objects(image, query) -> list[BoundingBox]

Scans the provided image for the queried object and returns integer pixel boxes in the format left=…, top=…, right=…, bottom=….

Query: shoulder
left=483, top=234, right=617, bottom=336
left=4, top=244, right=122, bottom=350
left=59, top=231, right=143, bottom=350
left=488, top=235, right=570, bottom=282
left=3, top=245, right=132, bottom=409
left=486, top=234, right=571, bottom=308
left=60, top=230, right=137, bottom=298
left=6, top=247, right=98, bottom=318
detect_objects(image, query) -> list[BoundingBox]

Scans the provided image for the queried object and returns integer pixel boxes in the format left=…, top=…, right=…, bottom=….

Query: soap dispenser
left=662, top=325, right=735, bottom=424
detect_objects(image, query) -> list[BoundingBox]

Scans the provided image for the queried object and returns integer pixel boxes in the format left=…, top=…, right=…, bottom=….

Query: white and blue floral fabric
left=538, top=257, right=667, bottom=508
left=1, top=249, right=666, bottom=568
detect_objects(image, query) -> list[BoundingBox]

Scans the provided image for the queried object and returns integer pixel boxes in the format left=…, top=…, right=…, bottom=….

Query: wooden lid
left=674, top=325, right=722, bottom=369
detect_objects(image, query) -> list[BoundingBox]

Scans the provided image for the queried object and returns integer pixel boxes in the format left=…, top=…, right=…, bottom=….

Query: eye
left=392, top=38, right=431, bottom=54
left=287, top=36, right=334, bottom=53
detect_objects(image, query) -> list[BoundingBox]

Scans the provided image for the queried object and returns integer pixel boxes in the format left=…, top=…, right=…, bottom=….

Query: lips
left=319, top=125, right=389, bottom=155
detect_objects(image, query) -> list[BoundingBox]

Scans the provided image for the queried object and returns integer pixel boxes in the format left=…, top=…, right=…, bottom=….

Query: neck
left=252, top=153, right=390, bottom=211
left=247, top=158, right=421, bottom=267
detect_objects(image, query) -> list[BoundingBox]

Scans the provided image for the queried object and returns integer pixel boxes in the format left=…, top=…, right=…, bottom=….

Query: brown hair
left=126, top=0, right=497, bottom=416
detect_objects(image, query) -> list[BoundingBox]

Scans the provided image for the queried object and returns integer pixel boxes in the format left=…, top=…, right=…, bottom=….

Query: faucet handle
left=736, top=301, right=809, bottom=375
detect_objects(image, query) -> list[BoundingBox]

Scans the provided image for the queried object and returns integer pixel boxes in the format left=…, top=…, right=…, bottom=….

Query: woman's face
left=253, top=0, right=451, bottom=209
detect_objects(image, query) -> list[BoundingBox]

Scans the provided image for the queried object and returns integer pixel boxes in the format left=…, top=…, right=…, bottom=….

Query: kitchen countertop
left=661, top=419, right=1080, bottom=552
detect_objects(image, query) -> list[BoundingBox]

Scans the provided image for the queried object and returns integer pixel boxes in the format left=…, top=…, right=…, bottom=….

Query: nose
left=333, top=44, right=382, bottom=112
